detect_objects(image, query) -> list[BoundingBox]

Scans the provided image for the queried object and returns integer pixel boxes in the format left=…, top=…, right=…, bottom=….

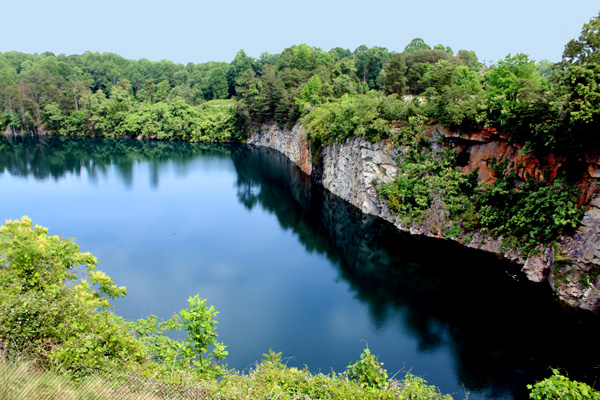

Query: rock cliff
left=247, top=123, right=600, bottom=313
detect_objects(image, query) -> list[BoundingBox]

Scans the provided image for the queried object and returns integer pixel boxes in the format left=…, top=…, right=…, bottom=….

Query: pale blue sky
left=2, top=1, right=598, bottom=65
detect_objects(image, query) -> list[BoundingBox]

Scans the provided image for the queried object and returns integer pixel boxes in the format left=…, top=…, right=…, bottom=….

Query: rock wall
left=247, top=123, right=600, bottom=313
left=247, top=124, right=313, bottom=176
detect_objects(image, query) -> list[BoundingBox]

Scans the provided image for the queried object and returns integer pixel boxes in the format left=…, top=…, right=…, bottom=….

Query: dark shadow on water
left=1, top=136, right=598, bottom=400
left=231, top=145, right=600, bottom=400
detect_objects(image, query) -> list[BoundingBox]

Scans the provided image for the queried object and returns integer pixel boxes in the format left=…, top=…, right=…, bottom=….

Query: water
left=0, top=135, right=598, bottom=400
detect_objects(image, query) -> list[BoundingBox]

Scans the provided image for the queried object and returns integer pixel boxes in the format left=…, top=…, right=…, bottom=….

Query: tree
left=226, top=49, right=256, bottom=97
left=0, top=216, right=126, bottom=307
left=131, top=294, right=228, bottom=378
left=550, top=12, right=600, bottom=148
left=383, top=53, right=407, bottom=95
left=457, top=49, right=480, bottom=72
left=483, top=53, right=543, bottom=129
left=485, top=53, right=540, bottom=102
left=179, top=295, right=228, bottom=375
left=403, top=48, right=452, bottom=94
left=563, top=12, right=600, bottom=65
left=403, top=38, right=431, bottom=53
left=207, top=67, right=228, bottom=100
left=155, top=79, right=171, bottom=102
left=433, top=44, right=453, bottom=55
left=329, top=47, right=352, bottom=61
left=298, top=74, right=322, bottom=106
left=278, top=44, right=314, bottom=71
left=536, top=59, right=555, bottom=79
left=354, top=46, right=389, bottom=89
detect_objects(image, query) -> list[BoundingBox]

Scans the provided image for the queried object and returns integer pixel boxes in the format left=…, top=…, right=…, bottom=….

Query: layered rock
left=247, top=123, right=600, bottom=313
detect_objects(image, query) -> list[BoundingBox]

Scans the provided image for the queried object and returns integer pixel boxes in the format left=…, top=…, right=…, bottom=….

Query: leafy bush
left=0, top=217, right=228, bottom=379
left=110, top=99, right=245, bottom=143
left=378, top=128, right=473, bottom=229
left=301, top=92, right=406, bottom=148
left=346, top=347, right=389, bottom=392
left=477, top=162, right=584, bottom=255
left=378, top=138, right=583, bottom=255
left=0, top=217, right=144, bottom=374
left=131, top=295, right=228, bottom=379
left=528, top=369, right=600, bottom=400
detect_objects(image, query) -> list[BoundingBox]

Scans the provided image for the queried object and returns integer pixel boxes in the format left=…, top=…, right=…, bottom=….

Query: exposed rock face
left=247, top=123, right=600, bottom=313
left=321, top=138, right=398, bottom=217
left=552, top=196, right=600, bottom=311
left=247, top=124, right=313, bottom=176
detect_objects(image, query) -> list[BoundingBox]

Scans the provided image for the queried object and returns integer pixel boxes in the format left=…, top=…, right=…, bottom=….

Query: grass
left=0, top=355, right=461, bottom=400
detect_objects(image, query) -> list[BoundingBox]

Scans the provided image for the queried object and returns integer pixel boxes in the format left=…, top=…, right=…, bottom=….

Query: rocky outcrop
left=247, top=123, right=600, bottom=313
left=247, top=124, right=313, bottom=176
left=551, top=197, right=600, bottom=311
left=320, top=138, right=398, bottom=217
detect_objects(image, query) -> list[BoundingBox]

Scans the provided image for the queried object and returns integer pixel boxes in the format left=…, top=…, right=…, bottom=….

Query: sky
left=2, top=1, right=598, bottom=65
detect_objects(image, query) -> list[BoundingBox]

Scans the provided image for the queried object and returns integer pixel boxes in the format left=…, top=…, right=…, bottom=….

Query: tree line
left=2, top=15, right=598, bottom=157
left=1, top=12, right=599, bottom=256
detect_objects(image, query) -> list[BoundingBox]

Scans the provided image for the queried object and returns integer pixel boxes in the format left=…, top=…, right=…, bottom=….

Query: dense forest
left=1, top=15, right=598, bottom=154
left=2, top=12, right=599, bottom=258
left=1, top=11, right=599, bottom=400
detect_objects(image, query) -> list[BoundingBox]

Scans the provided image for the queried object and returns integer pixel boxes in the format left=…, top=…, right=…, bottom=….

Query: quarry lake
left=0, top=135, right=598, bottom=400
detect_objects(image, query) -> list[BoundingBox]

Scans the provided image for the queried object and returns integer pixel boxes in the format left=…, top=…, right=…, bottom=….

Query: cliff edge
left=248, top=123, right=600, bottom=313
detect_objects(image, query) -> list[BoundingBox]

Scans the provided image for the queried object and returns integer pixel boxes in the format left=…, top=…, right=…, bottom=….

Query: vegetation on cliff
left=3, top=12, right=597, bottom=258
left=1, top=12, right=597, bottom=155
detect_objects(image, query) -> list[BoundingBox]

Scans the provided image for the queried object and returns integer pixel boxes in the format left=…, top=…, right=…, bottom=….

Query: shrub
left=528, top=369, right=600, bottom=400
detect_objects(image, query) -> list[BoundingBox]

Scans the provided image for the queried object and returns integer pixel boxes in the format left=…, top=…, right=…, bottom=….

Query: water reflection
left=0, top=135, right=598, bottom=400
left=232, top=145, right=600, bottom=400
left=0, top=134, right=232, bottom=188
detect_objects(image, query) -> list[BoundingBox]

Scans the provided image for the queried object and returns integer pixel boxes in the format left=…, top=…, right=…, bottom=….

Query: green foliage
left=477, top=162, right=584, bottom=255
left=354, top=46, right=390, bottom=89
left=0, top=217, right=143, bottom=375
left=105, top=99, right=245, bottom=143
left=483, top=53, right=545, bottom=131
left=445, top=224, right=463, bottom=239
left=461, top=204, right=479, bottom=231
left=404, top=38, right=432, bottom=53
left=0, top=216, right=126, bottom=305
left=519, top=13, right=600, bottom=155
left=1, top=18, right=599, bottom=273
left=131, top=294, right=228, bottom=379
left=456, top=49, right=480, bottom=71
left=297, top=74, right=323, bottom=107
left=378, top=125, right=473, bottom=229
left=127, top=314, right=183, bottom=371
left=403, top=45, right=453, bottom=95
left=1, top=346, right=458, bottom=399
left=179, top=294, right=228, bottom=375
left=219, top=347, right=454, bottom=400
left=383, top=53, right=408, bottom=96
left=346, top=347, right=389, bottom=392
left=528, top=369, right=600, bottom=400
left=563, top=12, right=600, bottom=66
left=301, top=92, right=406, bottom=147
left=378, top=130, right=582, bottom=254
left=0, top=217, right=459, bottom=399
left=421, top=60, right=485, bottom=129
left=0, top=217, right=231, bottom=380
left=207, top=67, right=229, bottom=100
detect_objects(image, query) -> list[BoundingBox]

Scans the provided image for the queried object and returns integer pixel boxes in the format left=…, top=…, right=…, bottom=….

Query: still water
left=0, top=136, right=598, bottom=399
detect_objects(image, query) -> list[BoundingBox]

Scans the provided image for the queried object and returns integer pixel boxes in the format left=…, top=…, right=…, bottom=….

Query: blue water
left=0, top=136, right=598, bottom=400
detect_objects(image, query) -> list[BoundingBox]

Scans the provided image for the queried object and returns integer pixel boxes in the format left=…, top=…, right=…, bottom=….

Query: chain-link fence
left=0, top=350, right=212, bottom=400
